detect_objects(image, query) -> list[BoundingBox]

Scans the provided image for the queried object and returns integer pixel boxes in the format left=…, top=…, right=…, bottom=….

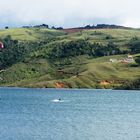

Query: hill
left=0, top=26, right=140, bottom=89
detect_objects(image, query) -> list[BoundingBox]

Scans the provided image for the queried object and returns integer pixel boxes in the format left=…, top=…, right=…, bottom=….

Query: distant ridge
left=63, top=24, right=132, bottom=33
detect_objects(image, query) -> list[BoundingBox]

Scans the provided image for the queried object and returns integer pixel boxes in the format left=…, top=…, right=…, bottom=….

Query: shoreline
left=0, top=86, right=139, bottom=91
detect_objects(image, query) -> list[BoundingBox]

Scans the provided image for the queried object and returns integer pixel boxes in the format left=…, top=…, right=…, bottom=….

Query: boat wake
left=51, top=99, right=64, bottom=103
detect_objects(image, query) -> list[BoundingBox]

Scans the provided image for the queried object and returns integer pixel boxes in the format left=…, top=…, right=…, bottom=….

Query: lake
left=0, top=88, right=140, bottom=140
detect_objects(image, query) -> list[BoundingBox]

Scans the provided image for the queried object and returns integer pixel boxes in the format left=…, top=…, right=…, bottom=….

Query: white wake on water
left=51, top=99, right=65, bottom=103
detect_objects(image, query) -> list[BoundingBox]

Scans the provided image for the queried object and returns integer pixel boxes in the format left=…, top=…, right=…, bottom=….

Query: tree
left=5, top=26, right=9, bottom=29
left=135, top=56, right=140, bottom=65
left=129, top=39, right=140, bottom=53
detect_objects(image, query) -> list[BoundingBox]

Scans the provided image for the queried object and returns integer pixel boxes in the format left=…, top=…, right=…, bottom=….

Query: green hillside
left=0, top=27, right=140, bottom=89
left=0, top=28, right=65, bottom=41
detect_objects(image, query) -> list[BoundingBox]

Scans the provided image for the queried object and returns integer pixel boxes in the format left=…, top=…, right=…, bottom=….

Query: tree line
left=0, top=35, right=140, bottom=69
left=46, top=40, right=120, bottom=59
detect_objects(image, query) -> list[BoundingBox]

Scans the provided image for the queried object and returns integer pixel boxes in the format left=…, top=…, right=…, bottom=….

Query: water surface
left=0, top=88, right=140, bottom=140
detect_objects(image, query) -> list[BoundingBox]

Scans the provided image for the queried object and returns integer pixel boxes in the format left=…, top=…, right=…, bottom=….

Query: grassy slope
left=1, top=55, right=140, bottom=89
left=66, top=29, right=140, bottom=42
left=0, top=27, right=140, bottom=88
left=0, top=28, right=65, bottom=41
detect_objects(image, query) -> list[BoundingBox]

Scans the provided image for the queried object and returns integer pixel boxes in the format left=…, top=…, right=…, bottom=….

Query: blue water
left=0, top=88, right=140, bottom=140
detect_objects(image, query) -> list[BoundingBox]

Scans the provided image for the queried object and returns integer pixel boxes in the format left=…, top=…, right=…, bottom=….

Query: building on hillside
left=0, top=42, right=4, bottom=49
left=121, top=55, right=134, bottom=63
left=110, top=55, right=134, bottom=64
left=126, top=55, right=134, bottom=62
left=109, top=58, right=117, bottom=63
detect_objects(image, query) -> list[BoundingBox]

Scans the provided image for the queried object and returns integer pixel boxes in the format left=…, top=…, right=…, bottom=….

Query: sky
left=0, top=0, right=140, bottom=28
